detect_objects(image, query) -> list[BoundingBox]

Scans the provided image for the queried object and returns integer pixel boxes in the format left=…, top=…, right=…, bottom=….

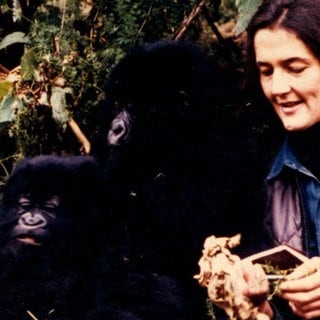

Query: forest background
left=0, top=0, right=264, bottom=186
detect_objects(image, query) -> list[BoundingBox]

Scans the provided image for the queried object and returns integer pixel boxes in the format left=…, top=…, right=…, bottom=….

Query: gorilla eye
left=44, top=203, right=57, bottom=210
left=44, top=196, right=61, bottom=211
left=18, top=196, right=32, bottom=210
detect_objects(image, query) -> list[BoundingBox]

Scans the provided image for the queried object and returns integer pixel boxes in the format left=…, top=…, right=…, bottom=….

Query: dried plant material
left=194, top=234, right=241, bottom=287
left=194, top=234, right=269, bottom=320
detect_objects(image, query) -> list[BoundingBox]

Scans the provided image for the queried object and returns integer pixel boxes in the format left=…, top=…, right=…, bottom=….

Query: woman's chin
left=281, top=119, right=315, bottom=132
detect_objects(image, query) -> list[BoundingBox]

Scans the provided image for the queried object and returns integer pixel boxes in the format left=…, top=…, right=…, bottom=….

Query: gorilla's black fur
left=98, top=40, right=266, bottom=319
left=0, top=155, right=187, bottom=320
left=0, top=156, right=106, bottom=319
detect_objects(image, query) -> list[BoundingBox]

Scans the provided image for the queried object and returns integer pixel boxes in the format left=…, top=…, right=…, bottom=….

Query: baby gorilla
left=0, top=155, right=187, bottom=320
left=0, top=155, right=108, bottom=319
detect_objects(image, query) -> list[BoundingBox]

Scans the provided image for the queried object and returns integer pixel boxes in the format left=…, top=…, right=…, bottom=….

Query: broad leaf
left=20, top=48, right=38, bottom=80
left=50, top=87, right=72, bottom=126
left=235, top=0, right=263, bottom=36
left=0, top=31, right=30, bottom=50
left=0, top=94, right=22, bottom=123
left=0, top=81, right=12, bottom=100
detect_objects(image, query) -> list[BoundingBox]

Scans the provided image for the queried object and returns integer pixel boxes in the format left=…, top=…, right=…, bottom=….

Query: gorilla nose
left=107, top=119, right=127, bottom=146
left=19, top=212, right=47, bottom=228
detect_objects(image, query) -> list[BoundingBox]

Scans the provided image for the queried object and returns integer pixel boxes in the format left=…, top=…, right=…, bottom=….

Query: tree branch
left=172, top=0, right=207, bottom=41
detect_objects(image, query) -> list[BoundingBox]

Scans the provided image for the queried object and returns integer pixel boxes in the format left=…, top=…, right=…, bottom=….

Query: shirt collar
left=267, top=137, right=315, bottom=180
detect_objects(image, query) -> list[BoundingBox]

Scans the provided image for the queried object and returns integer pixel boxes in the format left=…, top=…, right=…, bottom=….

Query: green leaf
left=235, top=0, right=263, bottom=36
left=0, top=31, right=30, bottom=50
left=0, top=81, right=12, bottom=100
left=50, top=87, right=71, bottom=126
left=20, top=48, right=38, bottom=80
left=0, top=94, right=22, bottom=123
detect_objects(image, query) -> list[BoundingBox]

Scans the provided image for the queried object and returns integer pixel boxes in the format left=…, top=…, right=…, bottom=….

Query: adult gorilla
left=98, top=40, right=266, bottom=319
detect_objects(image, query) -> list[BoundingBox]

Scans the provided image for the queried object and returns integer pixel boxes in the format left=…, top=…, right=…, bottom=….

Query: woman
left=228, top=0, right=320, bottom=319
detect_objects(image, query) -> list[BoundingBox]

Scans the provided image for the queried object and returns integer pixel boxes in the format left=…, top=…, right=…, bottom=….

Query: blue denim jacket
left=266, top=138, right=320, bottom=256
left=266, top=138, right=320, bottom=319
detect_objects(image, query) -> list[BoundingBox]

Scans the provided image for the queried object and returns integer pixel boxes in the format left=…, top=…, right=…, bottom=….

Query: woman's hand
left=279, top=257, right=320, bottom=319
left=239, top=260, right=274, bottom=319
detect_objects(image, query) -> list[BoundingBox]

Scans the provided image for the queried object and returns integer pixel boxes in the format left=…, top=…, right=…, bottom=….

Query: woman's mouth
left=278, top=101, right=303, bottom=114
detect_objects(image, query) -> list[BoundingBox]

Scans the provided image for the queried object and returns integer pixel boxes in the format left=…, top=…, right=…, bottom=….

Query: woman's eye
left=288, top=66, right=306, bottom=74
left=259, top=67, right=273, bottom=77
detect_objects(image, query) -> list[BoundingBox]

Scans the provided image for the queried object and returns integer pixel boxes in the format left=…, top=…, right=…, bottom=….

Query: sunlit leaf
left=20, top=48, right=38, bottom=80
left=0, top=95, right=22, bottom=123
left=0, top=81, right=12, bottom=100
left=235, top=0, right=263, bottom=36
left=0, top=32, right=30, bottom=50
left=50, top=87, right=71, bottom=126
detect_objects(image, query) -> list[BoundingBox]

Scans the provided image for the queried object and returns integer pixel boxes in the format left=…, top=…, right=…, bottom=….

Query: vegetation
left=0, top=0, right=262, bottom=185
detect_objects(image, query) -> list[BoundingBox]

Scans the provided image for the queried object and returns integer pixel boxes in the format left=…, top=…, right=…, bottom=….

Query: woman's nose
left=270, top=69, right=291, bottom=96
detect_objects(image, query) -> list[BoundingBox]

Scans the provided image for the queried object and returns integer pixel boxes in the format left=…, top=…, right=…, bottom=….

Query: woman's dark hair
left=246, top=0, right=320, bottom=68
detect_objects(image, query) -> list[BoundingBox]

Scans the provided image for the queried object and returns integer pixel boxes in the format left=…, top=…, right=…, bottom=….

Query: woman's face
left=254, top=28, right=320, bottom=131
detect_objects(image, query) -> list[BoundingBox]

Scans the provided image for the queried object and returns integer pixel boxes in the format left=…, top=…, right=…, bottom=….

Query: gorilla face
left=0, top=195, right=65, bottom=259
left=11, top=194, right=60, bottom=246
left=0, top=155, right=106, bottom=260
